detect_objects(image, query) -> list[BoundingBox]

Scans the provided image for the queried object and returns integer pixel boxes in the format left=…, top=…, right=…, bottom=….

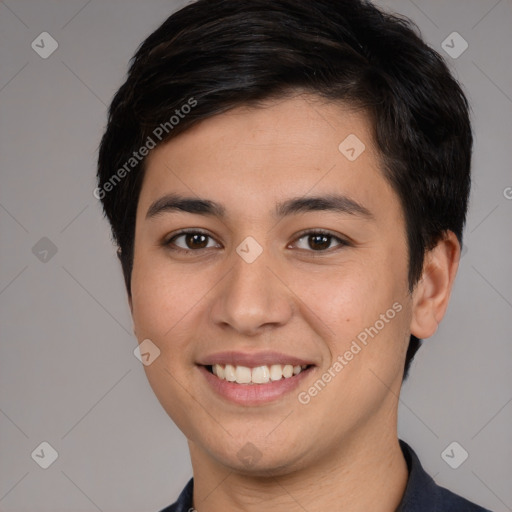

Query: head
left=97, top=0, right=471, bottom=474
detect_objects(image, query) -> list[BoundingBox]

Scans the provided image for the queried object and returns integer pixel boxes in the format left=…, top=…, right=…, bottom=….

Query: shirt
left=159, top=440, right=492, bottom=511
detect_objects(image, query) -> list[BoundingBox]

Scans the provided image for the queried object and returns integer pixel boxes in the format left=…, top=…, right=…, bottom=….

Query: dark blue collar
left=159, top=440, right=491, bottom=511
left=395, top=440, right=490, bottom=511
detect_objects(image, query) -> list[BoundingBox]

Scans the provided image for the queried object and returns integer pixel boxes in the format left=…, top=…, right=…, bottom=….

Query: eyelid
left=163, top=229, right=221, bottom=251
left=163, top=228, right=350, bottom=253
left=290, top=229, right=351, bottom=251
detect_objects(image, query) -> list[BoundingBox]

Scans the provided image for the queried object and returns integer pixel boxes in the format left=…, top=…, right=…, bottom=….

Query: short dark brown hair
left=97, top=0, right=472, bottom=379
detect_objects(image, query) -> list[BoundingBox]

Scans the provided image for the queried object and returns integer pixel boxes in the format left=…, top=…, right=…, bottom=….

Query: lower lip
left=198, top=365, right=314, bottom=405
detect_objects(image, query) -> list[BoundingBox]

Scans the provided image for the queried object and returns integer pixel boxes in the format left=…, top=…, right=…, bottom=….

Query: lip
left=198, top=364, right=315, bottom=406
left=198, top=350, right=315, bottom=367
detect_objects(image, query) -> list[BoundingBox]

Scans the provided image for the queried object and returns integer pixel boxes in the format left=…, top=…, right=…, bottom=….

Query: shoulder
left=434, top=482, right=493, bottom=512
left=397, top=440, right=493, bottom=512
left=157, top=478, right=194, bottom=512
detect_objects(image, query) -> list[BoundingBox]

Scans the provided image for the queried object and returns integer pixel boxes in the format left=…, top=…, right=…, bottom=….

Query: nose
left=210, top=248, right=294, bottom=336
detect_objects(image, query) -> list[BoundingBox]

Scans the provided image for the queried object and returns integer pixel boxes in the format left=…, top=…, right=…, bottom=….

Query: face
left=130, top=94, right=415, bottom=475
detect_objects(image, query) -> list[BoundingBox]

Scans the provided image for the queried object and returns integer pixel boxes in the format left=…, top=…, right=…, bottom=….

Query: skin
left=129, top=93, right=460, bottom=512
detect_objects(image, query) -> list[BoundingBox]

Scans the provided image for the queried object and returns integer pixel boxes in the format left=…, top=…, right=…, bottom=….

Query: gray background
left=0, top=0, right=511, bottom=511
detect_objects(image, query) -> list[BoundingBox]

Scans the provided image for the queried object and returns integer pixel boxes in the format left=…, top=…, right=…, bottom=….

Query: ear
left=410, top=231, right=461, bottom=339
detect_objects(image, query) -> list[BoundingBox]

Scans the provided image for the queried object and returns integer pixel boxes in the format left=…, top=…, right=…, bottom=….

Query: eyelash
left=162, top=229, right=350, bottom=254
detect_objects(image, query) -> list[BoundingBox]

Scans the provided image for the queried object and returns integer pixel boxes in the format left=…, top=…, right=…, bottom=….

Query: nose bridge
left=211, top=240, right=293, bottom=334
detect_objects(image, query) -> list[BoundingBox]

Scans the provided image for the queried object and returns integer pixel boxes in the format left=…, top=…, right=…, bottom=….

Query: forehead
left=138, top=94, right=400, bottom=224
left=146, top=94, right=375, bottom=167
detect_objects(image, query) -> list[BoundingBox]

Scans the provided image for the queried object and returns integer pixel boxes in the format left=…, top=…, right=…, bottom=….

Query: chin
left=209, top=440, right=310, bottom=477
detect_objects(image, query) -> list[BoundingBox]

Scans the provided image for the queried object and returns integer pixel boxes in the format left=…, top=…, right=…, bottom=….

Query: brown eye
left=293, top=230, right=347, bottom=252
left=165, top=231, right=219, bottom=252
left=308, top=234, right=332, bottom=250
left=183, top=233, right=209, bottom=249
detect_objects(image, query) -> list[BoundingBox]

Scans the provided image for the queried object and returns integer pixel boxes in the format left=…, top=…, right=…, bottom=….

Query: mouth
left=197, top=353, right=316, bottom=405
left=197, top=351, right=316, bottom=404
left=204, top=363, right=312, bottom=384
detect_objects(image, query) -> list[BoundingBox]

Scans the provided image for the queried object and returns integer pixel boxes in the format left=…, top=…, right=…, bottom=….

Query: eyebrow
left=145, top=193, right=374, bottom=220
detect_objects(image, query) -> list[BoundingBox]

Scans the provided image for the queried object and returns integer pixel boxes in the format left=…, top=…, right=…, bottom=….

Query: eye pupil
left=186, top=233, right=208, bottom=249
left=169, top=231, right=341, bottom=253
left=309, top=234, right=330, bottom=250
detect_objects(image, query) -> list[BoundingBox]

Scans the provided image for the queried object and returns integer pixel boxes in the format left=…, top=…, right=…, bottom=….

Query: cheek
left=129, top=257, right=207, bottom=435
left=130, top=254, right=197, bottom=346
left=292, top=262, right=391, bottom=333
left=293, top=257, right=409, bottom=371
left=131, top=270, right=171, bottom=338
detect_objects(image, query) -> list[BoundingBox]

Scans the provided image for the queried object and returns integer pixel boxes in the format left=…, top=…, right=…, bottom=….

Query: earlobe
left=410, top=231, right=460, bottom=339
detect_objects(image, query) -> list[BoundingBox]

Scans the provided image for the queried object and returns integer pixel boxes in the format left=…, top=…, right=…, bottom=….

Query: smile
left=207, top=363, right=309, bottom=384
left=199, top=364, right=315, bottom=405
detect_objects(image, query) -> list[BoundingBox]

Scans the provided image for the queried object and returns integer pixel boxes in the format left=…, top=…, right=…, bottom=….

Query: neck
left=188, top=424, right=408, bottom=512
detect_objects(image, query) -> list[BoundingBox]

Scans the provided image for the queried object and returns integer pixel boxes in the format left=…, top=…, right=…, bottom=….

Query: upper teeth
left=212, top=364, right=307, bottom=384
